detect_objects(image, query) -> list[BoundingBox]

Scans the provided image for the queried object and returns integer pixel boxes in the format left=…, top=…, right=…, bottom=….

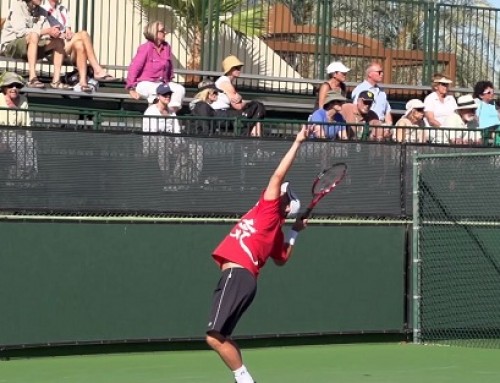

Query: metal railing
left=1, top=0, right=500, bottom=91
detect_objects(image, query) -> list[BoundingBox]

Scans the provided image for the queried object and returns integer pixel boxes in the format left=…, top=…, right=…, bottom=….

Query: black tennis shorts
left=206, top=267, right=257, bottom=337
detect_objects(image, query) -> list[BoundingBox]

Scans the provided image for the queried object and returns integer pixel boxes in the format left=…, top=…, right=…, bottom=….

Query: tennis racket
left=301, top=163, right=348, bottom=219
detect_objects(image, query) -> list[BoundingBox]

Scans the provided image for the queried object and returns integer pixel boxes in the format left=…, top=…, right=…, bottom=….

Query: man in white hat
left=442, top=94, right=482, bottom=145
left=394, top=99, right=427, bottom=143
left=314, top=61, right=350, bottom=110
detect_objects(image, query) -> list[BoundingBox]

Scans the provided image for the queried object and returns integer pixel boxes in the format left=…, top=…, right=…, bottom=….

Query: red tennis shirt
left=212, top=192, right=288, bottom=277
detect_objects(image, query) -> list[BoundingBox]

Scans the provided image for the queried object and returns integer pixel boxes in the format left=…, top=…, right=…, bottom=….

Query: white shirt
left=41, top=1, right=70, bottom=32
left=423, top=92, right=457, bottom=126
left=210, top=76, right=232, bottom=110
left=142, top=104, right=180, bottom=134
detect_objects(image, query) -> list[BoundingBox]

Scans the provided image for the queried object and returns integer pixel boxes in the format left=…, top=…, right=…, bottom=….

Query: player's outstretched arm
left=263, top=126, right=309, bottom=201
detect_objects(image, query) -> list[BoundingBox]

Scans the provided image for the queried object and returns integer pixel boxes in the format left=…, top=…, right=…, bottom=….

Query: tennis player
left=206, top=126, right=310, bottom=383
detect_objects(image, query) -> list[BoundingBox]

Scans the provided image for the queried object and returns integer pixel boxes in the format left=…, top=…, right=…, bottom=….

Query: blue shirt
left=309, top=109, right=346, bottom=139
left=476, top=99, right=500, bottom=129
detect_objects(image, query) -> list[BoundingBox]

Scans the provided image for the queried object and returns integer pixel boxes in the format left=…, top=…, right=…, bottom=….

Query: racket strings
left=313, top=166, right=346, bottom=194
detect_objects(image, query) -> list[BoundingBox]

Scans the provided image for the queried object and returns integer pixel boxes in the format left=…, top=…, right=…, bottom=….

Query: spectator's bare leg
left=250, top=122, right=262, bottom=137
left=72, top=40, right=89, bottom=86
left=67, top=31, right=106, bottom=76
left=45, top=38, right=66, bottom=83
left=25, top=32, right=40, bottom=81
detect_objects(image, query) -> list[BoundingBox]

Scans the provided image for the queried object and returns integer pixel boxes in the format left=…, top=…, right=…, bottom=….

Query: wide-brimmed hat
left=222, top=55, right=244, bottom=74
left=326, top=62, right=350, bottom=74
left=456, top=94, right=478, bottom=110
left=404, top=99, right=425, bottom=117
left=323, top=91, right=347, bottom=108
left=0, top=71, right=25, bottom=88
left=281, top=182, right=300, bottom=219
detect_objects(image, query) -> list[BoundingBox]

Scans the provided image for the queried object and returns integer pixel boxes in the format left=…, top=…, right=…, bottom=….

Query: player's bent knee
left=206, top=331, right=225, bottom=350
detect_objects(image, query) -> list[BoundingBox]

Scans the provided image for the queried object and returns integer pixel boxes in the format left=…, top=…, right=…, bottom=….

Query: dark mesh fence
left=1, top=127, right=493, bottom=217
left=415, top=152, right=500, bottom=348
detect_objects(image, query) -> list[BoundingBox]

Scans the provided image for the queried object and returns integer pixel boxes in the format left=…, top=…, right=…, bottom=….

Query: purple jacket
left=126, top=41, right=173, bottom=90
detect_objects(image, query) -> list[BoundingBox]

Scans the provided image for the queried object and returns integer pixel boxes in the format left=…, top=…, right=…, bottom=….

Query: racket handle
left=301, top=207, right=313, bottom=220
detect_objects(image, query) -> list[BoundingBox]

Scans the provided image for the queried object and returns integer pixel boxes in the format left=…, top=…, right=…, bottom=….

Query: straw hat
left=222, top=55, right=244, bottom=74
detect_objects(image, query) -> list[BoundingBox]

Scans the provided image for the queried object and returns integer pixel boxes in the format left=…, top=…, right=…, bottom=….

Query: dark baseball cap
left=156, top=83, right=173, bottom=95
left=358, top=90, right=375, bottom=102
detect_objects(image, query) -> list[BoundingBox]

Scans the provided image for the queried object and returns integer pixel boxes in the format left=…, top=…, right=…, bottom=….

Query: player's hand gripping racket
left=301, top=163, right=347, bottom=219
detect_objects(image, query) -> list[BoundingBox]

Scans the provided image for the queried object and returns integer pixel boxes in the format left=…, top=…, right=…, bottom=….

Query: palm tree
left=132, top=0, right=268, bottom=79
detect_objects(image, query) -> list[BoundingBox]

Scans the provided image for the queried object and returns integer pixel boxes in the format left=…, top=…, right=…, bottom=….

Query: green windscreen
left=414, top=152, right=500, bottom=348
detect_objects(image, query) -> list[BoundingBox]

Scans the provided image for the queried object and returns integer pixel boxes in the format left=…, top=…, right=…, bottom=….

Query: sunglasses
left=361, top=100, right=373, bottom=106
left=157, top=28, right=166, bottom=33
left=483, top=90, right=494, bottom=95
left=414, top=108, right=424, bottom=112
left=6, top=83, right=23, bottom=89
left=372, top=70, right=383, bottom=74
left=438, top=82, right=450, bottom=86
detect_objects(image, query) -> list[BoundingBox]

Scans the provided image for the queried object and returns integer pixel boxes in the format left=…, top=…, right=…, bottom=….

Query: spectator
left=473, top=80, right=500, bottom=144
left=126, top=20, right=185, bottom=106
left=424, top=73, right=456, bottom=127
left=0, top=0, right=70, bottom=89
left=351, top=61, right=392, bottom=125
left=142, top=83, right=180, bottom=135
left=314, top=61, right=349, bottom=110
left=442, top=95, right=481, bottom=145
left=0, top=71, right=38, bottom=182
left=309, top=91, right=348, bottom=140
left=394, top=99, right=427, bottom=143
left=341, top=90, right=381, bottom=140
left=41, top=0, right=116, bottom=92
left=211, top=55, right=266, bottom=136
left=189, top=79, right=225, bottom=134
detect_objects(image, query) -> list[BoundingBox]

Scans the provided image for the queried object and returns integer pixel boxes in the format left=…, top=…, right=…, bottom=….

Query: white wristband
left=287, top=230, right=299, bottom=246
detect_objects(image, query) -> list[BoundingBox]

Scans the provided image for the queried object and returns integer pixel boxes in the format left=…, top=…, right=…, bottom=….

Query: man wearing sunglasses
left=351, top=62, right=392, bottom=127
left=341, top=90, right=382, bottom=140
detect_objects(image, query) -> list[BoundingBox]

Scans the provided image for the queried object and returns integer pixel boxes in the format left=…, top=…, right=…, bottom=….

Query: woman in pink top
left=126, top=21, right=185, bottom=106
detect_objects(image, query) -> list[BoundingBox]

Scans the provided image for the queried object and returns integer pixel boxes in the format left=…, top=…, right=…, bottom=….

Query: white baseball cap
left=327, top=62, right=350, bottom=74
left=281, top=182, right=300, bottom=218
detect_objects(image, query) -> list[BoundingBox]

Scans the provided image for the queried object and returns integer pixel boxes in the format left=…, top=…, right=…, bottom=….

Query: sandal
left=27, top=78, right=45, bottom=88
left=79, top=84, right=93, bottom=93
left=94, top=73, right=118, bottom=82
left=49, top=81, right=71, bottom=90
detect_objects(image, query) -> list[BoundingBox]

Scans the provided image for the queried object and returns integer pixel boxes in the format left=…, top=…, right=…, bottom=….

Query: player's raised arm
left=263, top=125, right=309, bottom=201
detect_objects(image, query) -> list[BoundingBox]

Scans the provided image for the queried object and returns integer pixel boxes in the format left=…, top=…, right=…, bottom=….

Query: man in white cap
left=314, top=61, right=350, bottom=110
left=394, top=99, right=427, bottom=143
left=443, top=94, right=482, bottom=145
left=206, top=126, right=309, bottom=383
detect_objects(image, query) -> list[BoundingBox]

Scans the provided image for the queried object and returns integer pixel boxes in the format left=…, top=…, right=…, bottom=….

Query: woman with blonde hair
left=211, top=55, right=265, bottom=136
left=394, top=99, right=427, bottom=143
left=126, top=20, right=185, bottom=105
left=190, top=80, right=228, bottom=134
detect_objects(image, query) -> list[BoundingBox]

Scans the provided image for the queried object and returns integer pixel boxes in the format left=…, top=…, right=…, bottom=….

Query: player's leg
left=206, top=267, right=257, bottom=383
